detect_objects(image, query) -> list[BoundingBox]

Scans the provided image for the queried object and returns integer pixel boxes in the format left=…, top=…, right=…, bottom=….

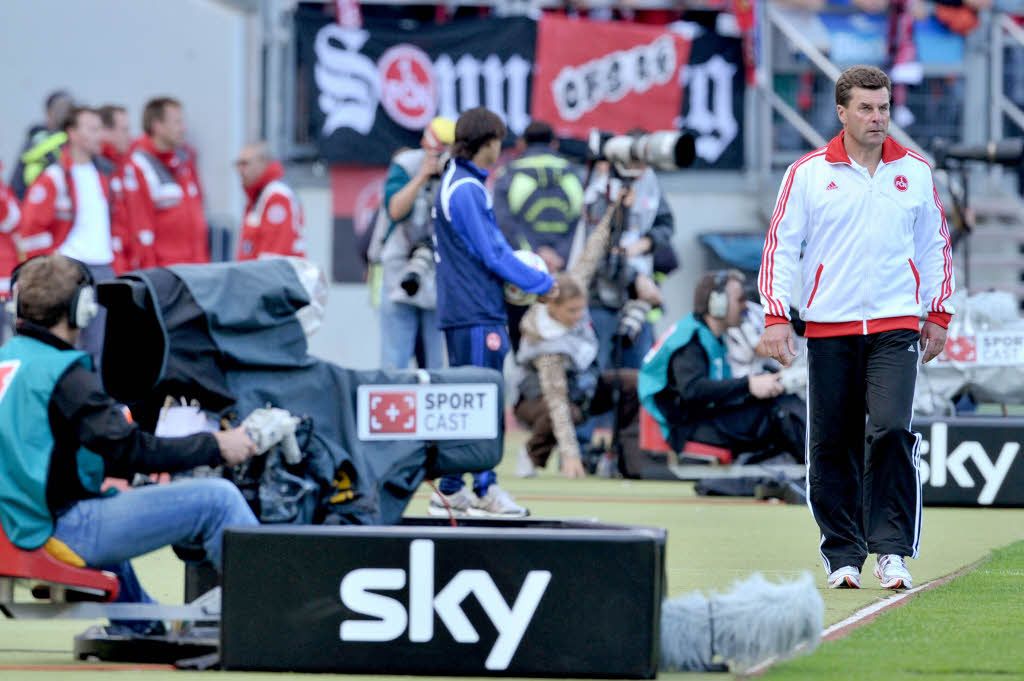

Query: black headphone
left=707, top=270, right=730, bottom=319
left=8, top=256, right=99, bottom=329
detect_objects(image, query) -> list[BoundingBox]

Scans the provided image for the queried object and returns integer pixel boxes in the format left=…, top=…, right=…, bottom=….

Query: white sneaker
left=515, top=445, right=537, bottom=478
left=874, top=554, right=912, bottom=590
left=468, top=484, right=529, bottom=518
left=427, top=487, right=476, bottom=517
left=827, top=566, right=862, bottom=589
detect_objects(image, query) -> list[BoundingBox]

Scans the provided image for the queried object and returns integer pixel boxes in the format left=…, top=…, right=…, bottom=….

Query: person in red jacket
left=17, top=107, right=132, bottom=367
left=0, top=163, right=21, bottom=341
left=98, top=104, right=139, bottom=271
left=234, top=141, right=305, bottom=260
left=123, top=97, right=209, bottom=267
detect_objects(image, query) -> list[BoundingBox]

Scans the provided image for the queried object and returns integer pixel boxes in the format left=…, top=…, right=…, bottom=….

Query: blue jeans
left=53, top=479, right=258, bottom=605
left=379, top=295, right=444, bottom=370
left=438, top=324, right=508, bottom=496
left=590, top=306, right=654, bottom=371
left=580, top=307, right=654, bottom=441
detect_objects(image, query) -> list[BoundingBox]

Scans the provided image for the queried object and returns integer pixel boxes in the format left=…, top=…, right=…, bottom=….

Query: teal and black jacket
left=638, top=314, right=750, bottom=446
left=0, top=326, right=220, bottom=549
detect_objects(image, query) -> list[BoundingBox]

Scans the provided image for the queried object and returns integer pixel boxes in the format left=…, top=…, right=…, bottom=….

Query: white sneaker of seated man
left=427, top=484, right=529, bottom=518
left=873, top=554, right=913, bottom=590
left=827, top=565, right=861, bottom=589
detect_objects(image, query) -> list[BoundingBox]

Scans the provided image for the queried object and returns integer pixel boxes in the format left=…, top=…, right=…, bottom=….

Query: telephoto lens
left=400, top=244, right=434, bottom=296
left=614, top=299, right=651, bottom=347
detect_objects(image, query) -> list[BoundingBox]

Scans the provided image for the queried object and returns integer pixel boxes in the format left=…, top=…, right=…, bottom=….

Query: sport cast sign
left=357, top=384, right=499, bottom=440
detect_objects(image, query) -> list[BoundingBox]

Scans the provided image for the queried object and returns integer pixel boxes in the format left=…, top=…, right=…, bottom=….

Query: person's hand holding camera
left=623, top=236, right=653, bottom=258
left=633, top=274, right=663, bottom=306
left=416, top=150, right=442, bottom=181
left=748, top=372, right=784, bottom=399
left=214, top=426, right=259, bottom=466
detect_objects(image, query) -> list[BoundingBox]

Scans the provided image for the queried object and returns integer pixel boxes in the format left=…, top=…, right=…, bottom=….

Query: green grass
left=1, top=430, right=1023, bottom=679
left=764, top=541, right=1024, bottom=681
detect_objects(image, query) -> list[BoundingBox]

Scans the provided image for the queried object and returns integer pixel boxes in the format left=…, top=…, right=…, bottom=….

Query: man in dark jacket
left=639, top=270, right=805, bottom=459
left=493, top=120, right=583, bottom=352
left=0, top=255, right=259, bottom=627
left=9, top=90, right=72, bottom=200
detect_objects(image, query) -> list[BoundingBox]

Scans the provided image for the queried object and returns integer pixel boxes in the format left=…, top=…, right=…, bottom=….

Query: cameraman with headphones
left=0, top=255, right=258, bottom=629
left=639, top=270, right=805, bottom=459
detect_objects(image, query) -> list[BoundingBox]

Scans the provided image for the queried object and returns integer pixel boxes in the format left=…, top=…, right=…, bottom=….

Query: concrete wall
left=0, top=0, right=253, bottom=225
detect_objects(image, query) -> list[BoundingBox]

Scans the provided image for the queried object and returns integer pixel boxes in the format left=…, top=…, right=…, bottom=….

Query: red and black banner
left=330, top=166, right=385, bottom=283
left=532, top=15, right=692, bottom=139
left=296, top=10, right=747, bottom=281
left=296, top=6, right=537, bottom=166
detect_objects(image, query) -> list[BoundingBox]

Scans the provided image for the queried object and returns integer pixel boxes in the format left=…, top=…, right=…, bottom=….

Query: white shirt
left=58, top=163, right=113, bottom=265
left=758, top=134, right=954, bottom=336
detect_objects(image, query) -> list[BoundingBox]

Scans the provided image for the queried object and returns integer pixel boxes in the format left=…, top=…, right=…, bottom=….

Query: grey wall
left=0, top=0, right=252, bottom=224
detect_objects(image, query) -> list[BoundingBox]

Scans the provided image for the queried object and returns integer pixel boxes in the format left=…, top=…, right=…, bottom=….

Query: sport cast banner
left=296, top=6, right=536, bottom=165
left=531, top=15, right=745, bottom=169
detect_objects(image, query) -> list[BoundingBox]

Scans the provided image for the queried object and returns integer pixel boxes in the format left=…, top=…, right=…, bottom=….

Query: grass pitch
left=1, top=431, right=1023, bottom=680
left=764, top=540, right=1024, bottom=681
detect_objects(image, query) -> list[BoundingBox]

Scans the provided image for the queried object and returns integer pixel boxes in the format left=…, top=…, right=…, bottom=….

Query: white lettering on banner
left=315, top=25, right=381, bottom=135
left=550, top=35, right=677, bottom=122
left=919, top=422, right=1019, bottom=505
left=339, top=539, right=551, bottom=670
left=939, top=332, right=1024, bottom=365
left=680, top=55, right=738, bottom=164
left=357, top=383, right=499, bottom=440
left=315, top=31, right=532, bottom=136
left=978, top=332, right=1024, bottom=365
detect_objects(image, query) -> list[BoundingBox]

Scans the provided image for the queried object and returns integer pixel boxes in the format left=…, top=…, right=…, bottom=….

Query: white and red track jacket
left=17, top=149, right=131, bottom=272
left=759, top=133, right=954, bottom=338
left=0, top=167, right=20, bottom=291
left=123, top=136, right=209, bottom=268
left=236, top=162, right=305, bottom=261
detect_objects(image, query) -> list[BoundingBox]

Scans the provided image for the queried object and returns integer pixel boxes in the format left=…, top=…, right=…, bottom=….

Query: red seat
left=639, top=407, right=733, bottom=465
left=0, top=526, right=119, bottom=602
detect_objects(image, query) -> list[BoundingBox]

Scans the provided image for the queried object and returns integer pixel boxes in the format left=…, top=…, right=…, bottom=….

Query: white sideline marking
left=743, top=560, right=981, bottom=677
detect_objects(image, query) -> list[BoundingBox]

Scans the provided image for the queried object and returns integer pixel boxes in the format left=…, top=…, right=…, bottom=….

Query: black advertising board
left=296, top=7, right=536, bottom=165
left=221, top=521, right=665, bottom=677
left=917, top=417, right=1024, bottom=507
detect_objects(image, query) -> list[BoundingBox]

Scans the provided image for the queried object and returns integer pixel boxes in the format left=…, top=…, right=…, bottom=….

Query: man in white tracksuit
left=756, top=65, right=955, bottom=590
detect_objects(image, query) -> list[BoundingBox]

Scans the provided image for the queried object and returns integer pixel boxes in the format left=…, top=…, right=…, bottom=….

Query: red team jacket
left=236, top=162, right=305, bottom=260
left=123, top=136, right=209, bottom=267
left=17, top=149, right=132, bottom=272
left=0, top=165, right=20, bottom=293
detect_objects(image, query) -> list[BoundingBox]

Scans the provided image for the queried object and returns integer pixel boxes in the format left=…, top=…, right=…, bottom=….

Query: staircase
left=960, top=193, right=1024, bottom=311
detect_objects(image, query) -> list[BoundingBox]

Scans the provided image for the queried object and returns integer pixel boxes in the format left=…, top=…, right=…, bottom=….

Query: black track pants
left=806, top=328, right=923, bottom=573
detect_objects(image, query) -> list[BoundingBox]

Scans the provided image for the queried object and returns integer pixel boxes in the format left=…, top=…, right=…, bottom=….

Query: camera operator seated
left=0, top=255, right=259, bottom=631
left=583, top=132, right=675, bottom=370
left=514, top=196, right=638, bottom=478
left=639, top=270, right=806, bottom=462
left=378, top=116, right=455, bottom=370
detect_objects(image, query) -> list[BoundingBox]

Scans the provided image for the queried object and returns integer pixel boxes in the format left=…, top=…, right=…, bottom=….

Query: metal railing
left=991, top=13, right=1024, bottom=140
left=758, top=3, right=935, bottom=175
